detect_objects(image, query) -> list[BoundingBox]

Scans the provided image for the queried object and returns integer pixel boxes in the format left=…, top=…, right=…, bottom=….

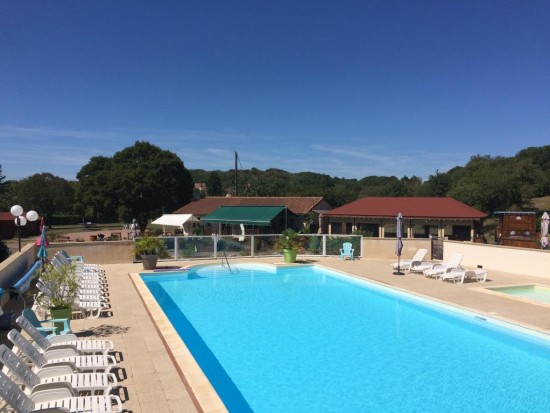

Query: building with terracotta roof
left=174, top=196, right=332, bottom=234
left=0, top=211, right=41, bottom=240
left=322, top=197, right=487, bottom=241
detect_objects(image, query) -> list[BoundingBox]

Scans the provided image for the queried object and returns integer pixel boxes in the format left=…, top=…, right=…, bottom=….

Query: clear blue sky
left=1, top=1, right=549, bottom=181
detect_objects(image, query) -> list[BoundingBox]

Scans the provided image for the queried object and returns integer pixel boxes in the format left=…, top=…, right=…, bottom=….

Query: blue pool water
left=488, top=284, right=550, bottom=304
left=142, top=264, right=550, bottom=412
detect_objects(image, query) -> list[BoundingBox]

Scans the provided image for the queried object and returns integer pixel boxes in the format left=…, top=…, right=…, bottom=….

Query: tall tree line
left=191, top=145, right=550, bottom=212
left=1, top=144, right=549, bottom=222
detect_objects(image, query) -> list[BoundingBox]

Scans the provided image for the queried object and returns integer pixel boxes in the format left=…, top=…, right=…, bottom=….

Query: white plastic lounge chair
left=78, top=286, right=109, bottom=296
left=35, top=282, right=110, bottom=319
left=409, top=261, right=437, bottom=273
left=17, top=315, right=114, bottom=356
left=0, top=344, right=117, bottom=395
left=76, top=300, right=110, bottom=319
left=8, top=330, right=117, bottom=373
left=441, top=268, right=487, bottom=284
left=440, top=269, right=467, bottom=284
left=36, top=281, right=108, bottom=304
left=55, top=251, right=103, bottom=270
left=391, top=248, right=428, bottom=271
left=0, top=369, right=122, bottom=413
left=465, top=269, right=487, bottom=282
left=423, top=253, right=464, bottom=279
left=51, top=255, right=106, bottom=277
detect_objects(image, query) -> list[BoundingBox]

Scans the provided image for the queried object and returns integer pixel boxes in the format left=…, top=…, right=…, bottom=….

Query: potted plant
left=132, top=236, right=167, bottom=270
left=275, top=229, right=303, bottom=263
left=35, top=262, right=80, bottom=330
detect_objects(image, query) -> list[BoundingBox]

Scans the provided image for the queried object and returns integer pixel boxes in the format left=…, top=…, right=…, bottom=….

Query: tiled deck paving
left=4, top=257, right=550, bottom=412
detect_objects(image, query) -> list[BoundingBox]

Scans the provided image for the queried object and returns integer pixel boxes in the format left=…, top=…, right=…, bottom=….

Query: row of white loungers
left=393, top=250, right=488, bottom=284
left=1, top=252, right=123, bottom=412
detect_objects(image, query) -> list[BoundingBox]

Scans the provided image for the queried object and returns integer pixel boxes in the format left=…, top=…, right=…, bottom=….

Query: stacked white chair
left=0, top=369, right=122, bottom=413
left=38, top=252, right=110, bottom=319
left=0, top=344, right=118, bottom=395
left=17, top=315, right=114, bottom=356
left=8, top=329, right=117, bottom=374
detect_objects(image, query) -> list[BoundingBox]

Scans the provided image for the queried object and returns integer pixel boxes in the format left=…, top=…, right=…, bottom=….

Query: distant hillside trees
left=76, top=141, right=194, bottom=229
left=5, top=145, right=549, bottom=220
left=190, top=145, right=550, bottom=213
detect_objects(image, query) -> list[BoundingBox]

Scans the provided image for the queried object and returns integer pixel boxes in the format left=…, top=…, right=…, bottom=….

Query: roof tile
left=174, top=196, right=327, bottom=216
left=323, top=197, right=487, bottom=219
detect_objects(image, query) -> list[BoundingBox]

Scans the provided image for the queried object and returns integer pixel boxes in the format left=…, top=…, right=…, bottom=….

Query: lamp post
left=10, top=205, right=38, bottom=252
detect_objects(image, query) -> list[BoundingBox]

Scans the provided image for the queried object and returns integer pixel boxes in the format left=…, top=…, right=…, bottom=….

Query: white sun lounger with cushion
left=391, top=248, right=428, bottom=271
left=423, top=253, right=464, bottom=279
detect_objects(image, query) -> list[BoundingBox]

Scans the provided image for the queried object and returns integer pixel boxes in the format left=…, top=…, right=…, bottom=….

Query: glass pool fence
left=136, top=234, right=363, bottom=262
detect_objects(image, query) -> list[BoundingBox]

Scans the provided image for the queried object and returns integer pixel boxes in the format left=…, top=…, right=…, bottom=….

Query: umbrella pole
left=393, top=254, right=404, bottom=275
left=393, top=212, right=405, bottom=275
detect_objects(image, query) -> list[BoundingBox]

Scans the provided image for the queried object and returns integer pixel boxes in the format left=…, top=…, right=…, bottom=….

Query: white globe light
left=14, top=216, right=27, bottom=226
left=26, top=210, right=39, bottom=221
left=10, top=205, right=23, bottom=217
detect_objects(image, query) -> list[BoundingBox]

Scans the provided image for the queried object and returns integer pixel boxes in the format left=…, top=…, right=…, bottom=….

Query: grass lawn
left=532, top=196, right=550, bottom=211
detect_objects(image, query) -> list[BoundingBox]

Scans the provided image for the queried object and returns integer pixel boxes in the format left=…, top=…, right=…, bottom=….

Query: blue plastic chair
left=340, top=242, right=354, bottom=260
left=22, top=308, right=71, bottom=337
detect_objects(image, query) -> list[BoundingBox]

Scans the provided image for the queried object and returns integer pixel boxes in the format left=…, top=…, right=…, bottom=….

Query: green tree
left=11, top=173, right=75, bottom=223
left=516, top=145, right=550, bottom=171
left=288, top=172, right=335, bottom=197
left=245, top=168, right=290, bottom=196
left=401, top=175, right=423, bottom=196
left=325, top=179, right=361, bottom=207
left=0, top=239, right=10, bottom=263
left=75, top=156, right=118, bottom=222
left=0, top=164, right=10, bottom=210
left=358, top=176, right=406, bottom=197
left=419, top=170, right=453, bottom=196
left=76, top=141, right=194, bottom=229
left=447, top=155, right=522, bottom=212
left=206, top=171, right=224, bottom=196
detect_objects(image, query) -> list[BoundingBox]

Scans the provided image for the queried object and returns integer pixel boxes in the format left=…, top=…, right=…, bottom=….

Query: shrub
left=0, top=240, right=10, bottom=263
left=35, top=263, right=80, bottom=309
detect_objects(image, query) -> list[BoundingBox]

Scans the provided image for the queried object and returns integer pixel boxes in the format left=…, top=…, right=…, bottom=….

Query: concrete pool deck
left=43, top=257, right=550, bottom=412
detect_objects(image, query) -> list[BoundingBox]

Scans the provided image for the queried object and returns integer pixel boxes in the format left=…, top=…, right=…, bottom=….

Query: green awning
left=201, top=206, right=286, bottom=226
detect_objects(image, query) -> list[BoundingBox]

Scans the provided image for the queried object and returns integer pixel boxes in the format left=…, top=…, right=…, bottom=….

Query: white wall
left=444, top=240, right=550, bottom=279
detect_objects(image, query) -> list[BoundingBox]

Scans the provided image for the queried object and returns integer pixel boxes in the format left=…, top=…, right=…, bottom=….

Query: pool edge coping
left=129, top=271, right=229, bottom=413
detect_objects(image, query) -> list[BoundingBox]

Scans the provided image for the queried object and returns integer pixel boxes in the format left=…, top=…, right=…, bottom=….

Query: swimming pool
left=485, top=284, right=550, bottom=306
left=141, top=264, right=550, bottom=412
